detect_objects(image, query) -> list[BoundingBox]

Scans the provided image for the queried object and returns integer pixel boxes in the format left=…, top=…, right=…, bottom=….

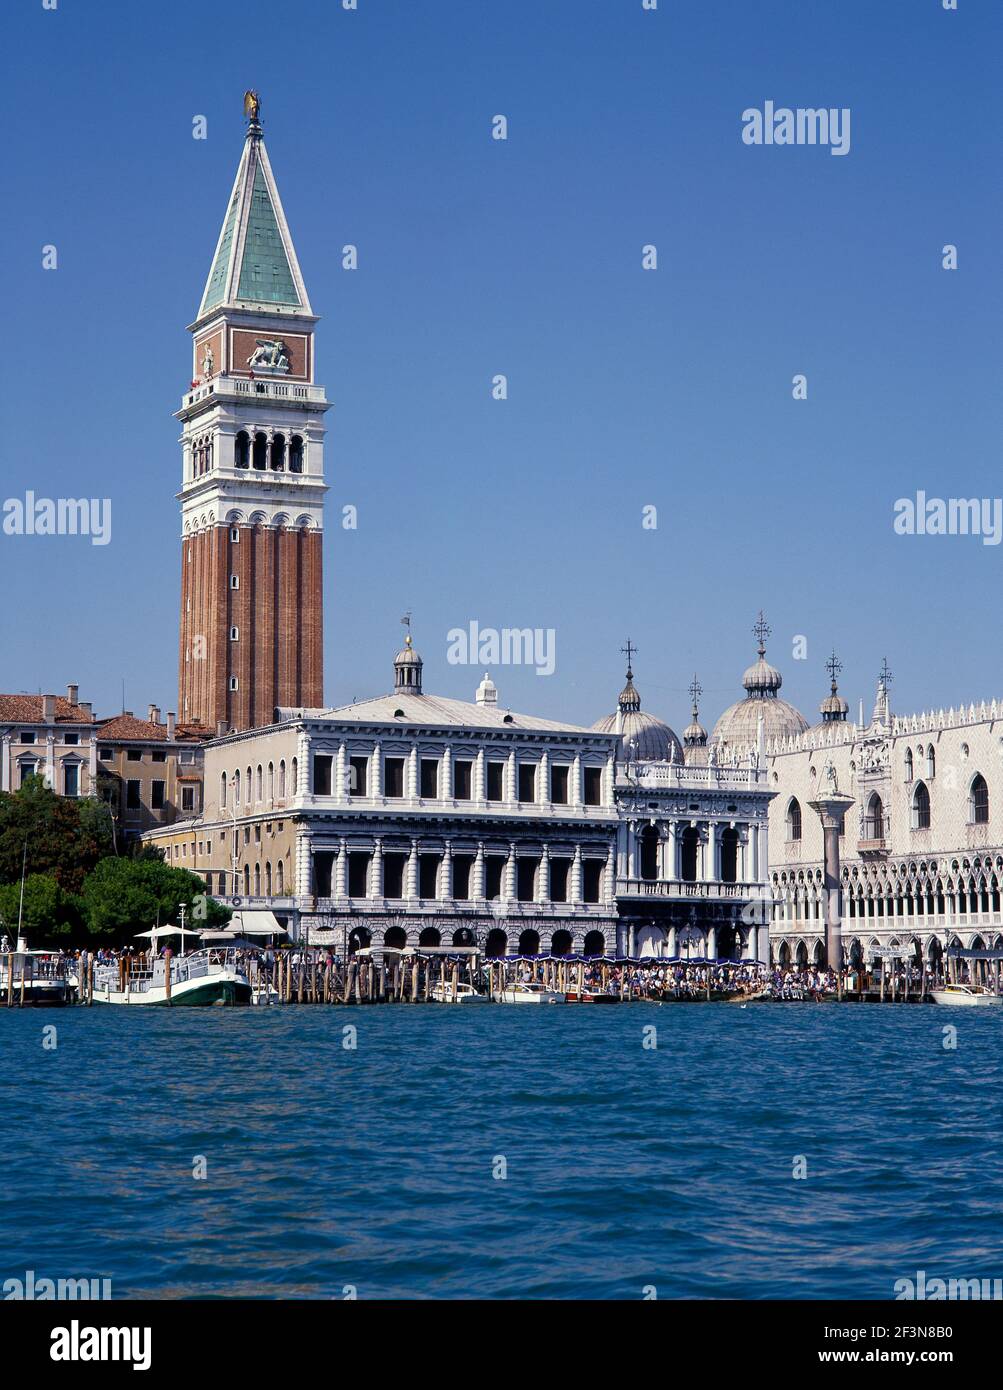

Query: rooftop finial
left=620, top=637, right=637, bottom=679
left=243, top=89, right=262, bottom=138
left=825, top=649, right=843, bottom=693
left=879, top=655, right=893, bottom=687
left=688, top=672, right=703, bottom=718
left=752, top=610, right=771, bottom=657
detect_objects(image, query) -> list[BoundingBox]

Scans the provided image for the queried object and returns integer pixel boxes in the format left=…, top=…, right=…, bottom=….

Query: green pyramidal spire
left=197, top=99, right=310, bottom=320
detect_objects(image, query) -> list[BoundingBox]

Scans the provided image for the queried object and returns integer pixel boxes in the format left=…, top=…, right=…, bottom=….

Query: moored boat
left=930, top=982, right=1002, bottom=1007
left=493, top=981, right=565, bottom=1005
left=0, top=941, right=72, bottom=1006
left=74, top=948, right=251, bottom=1006
left=430, top=981, right=489, bottom=1004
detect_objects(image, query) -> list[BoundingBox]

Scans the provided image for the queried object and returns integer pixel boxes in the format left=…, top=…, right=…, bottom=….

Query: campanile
left=177, top=92, right=328, bottom=732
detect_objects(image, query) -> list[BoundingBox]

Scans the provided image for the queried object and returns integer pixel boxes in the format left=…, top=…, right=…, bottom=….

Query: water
left=2, top=1003, right=1001, bottom=1299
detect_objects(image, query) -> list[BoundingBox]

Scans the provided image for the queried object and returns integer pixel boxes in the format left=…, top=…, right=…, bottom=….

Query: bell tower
left=177, top=92, right=328, bottom=732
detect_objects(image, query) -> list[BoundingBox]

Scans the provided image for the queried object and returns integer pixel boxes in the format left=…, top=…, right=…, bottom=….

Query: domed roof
left=712, top=613, right=808, bottom=750
left=592, top=656, right=682, bottom=763
left=393, top=625, right=423, bottom=693
left=814, top=652, right=849, bottom=727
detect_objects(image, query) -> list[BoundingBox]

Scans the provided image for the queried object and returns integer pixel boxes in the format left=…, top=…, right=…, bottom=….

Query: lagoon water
left=1, top=1004, right=1001, bottom=1300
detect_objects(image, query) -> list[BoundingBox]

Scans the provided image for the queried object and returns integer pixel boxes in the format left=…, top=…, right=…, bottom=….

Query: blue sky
left=2, top=0, right=1000, bottom=736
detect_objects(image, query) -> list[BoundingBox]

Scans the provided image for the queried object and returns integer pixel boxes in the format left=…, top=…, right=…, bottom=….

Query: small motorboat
left=493, top=981, right=565, bottom=1005
left=564, top=988, right=596, bottom=1003
left=930, top=983, right=1002, bottom=1007
left=430, top=981, right=489, bottom=1004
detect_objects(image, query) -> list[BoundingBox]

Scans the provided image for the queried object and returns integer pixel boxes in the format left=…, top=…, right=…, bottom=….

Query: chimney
left=216, top=719, right=228, bottom=738
left=148, top=704, right=161, bottom=725
left=78, top=702, right=92, bottom=720
left=42, top=694, right=56, bottom=723
left=475, top=673, right=498, bottom=706
left=67, top=684, right=79, bottom=706
left=166, top=712, right=176, bottom=741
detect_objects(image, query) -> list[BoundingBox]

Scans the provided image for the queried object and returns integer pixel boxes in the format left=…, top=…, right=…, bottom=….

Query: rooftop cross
left=879, top=656, right=893, bottom=687
left=752, top=610, right=771, bottom=655
left=688, top=673, right=703, bottom=709
left=620, top=638, right=637, bottom=675
left=825, top=650, right=843, bottom=686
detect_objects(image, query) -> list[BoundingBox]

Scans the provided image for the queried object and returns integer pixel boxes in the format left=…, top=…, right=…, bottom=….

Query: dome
left=712, top=614, right=808, bottom=750
left=592, top=661, right=682, bottom=762
left=393, top=629, right=423, bottom=693
left=813, top=653, right=849, bottom=728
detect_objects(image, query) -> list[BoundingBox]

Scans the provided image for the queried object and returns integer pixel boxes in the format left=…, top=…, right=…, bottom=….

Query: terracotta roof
left=96, top=715, right=208, bottom=744
left=0, top=695, right=94, bottom=725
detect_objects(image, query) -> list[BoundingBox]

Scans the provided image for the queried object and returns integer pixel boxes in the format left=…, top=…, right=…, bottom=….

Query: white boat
left=0, top=940, right=72, bottom=1006
left=73, top=948, right=251, bottom=1006
left=930, top=982, right=1002, bottom=1008
left=430, top=981, right=489, bottom=1004
left=492, top=981, right=565, bottom=1005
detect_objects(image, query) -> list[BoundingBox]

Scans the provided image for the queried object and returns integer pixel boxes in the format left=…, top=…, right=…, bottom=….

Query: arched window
left=787, top=798, right=802, bottom=842
left=220, top=772, right=227, bottom=809
left=233, top=769, right=241, bottom=803
left=234, top=430, right=250, bottom=468
left=291, top=757, right=298, bottom=794
left=256, top=764, right=263, bottom=801
left=720, top=827, right=738, bottom=883
left=243, top=864, right=250, bottom=894
left=926, top=745, right=936, bottom=778
left=276, top=860, right=284, bottom=894
left=246, top=766, right=252, bottom=804
left=252, top=432, right=267, bottom=470
left=912, top=781, right=931, bottom=830
left=679, top=826, right=699, bottom=883
left=279, top=760, right=286, bottom=797
left=265, top=862, right=272, bottom=896
left=253, top=863, right=261, bottom=895
left=270, top=433, right=286, bottom=471
left=904, top=748, right=913, bottom=780
left=970, top=774, right=989, bottom=825
left=639, top=825, right=659, bottom=881
left=267, top=762, right=274, bottom=800
left=864, top=793, right=884, bottom=840
left=289, top=435, right=304, bottom=473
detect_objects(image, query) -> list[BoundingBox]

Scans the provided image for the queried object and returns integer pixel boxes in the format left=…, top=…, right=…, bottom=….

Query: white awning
left=227, top=910, right=286, bottom=936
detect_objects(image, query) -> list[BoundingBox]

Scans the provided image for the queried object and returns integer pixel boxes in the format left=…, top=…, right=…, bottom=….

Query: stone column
left=473, top=841, right=486, bottom=899
left=604, top=752, right=615, bottom=806
left=603, top=844, right=615, bottom=904
left=808, top=793, right=854, bottom=971
left=296, top=829, right=311, bottom=897
left=408, top=745, right=419, bottom=801
left=406, top=838, right=419, bottom=899
left=538, top=749, right=549, bottom=805
left=667, top=924, right=677, bottom=958
left=335, top=838, right=348, bottom=899
left=572, top=753, right=583, bottom=808
left=707, top=925, right=717, bottom=960
left=667, top=821, right=679, bottom=879
left=504, top=842, right=517, bottom=901
left=45, top=734, right=55, bottom=790
left=571, top=845, right=583, bottom=904
left=505, top=750, right=517, bottom=804
left=87, top=736, right=98, bottom=795
left=371, top=742, right=382, bottom=799
left=335, top=742, right=347, bottom=804
left=441, top=746, right=452, bottom=801
left=439, top=841, right=452, bottom=901
left=705, top=822, right=717, bottom=882
left=539, top=846, right=551, bottom=903
left=370, top=837, right=383, bottom=898
left=474, top=748, right=486, bottom=803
